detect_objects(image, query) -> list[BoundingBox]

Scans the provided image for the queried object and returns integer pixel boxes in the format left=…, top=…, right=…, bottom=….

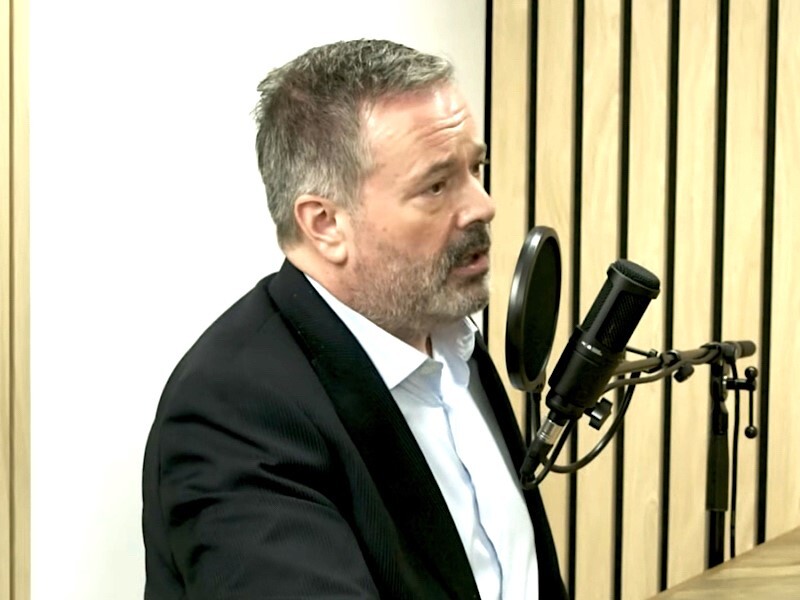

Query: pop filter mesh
left=505, top=227, right=561, bottom=391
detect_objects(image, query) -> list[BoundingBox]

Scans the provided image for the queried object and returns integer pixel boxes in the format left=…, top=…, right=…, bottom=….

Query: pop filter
left=506, top=226, right=562, bottom=392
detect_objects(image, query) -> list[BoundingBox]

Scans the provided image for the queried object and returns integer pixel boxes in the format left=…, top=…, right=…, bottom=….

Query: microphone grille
left=581, top=278, right=613, bottom=331
left=613, top=259, right=660, bottom=291
left=596, top=291, right=650, bottom=351
left=581, top=259, right=661, bottom=352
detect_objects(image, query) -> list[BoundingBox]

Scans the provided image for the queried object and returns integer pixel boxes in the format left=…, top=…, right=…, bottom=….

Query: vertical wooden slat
left=482, top=0, right=493, bottom=205
left=574, top=1, right=620, bottom=598
left=723, top=0, right=768, bottom=559
left=11, top=0, right=29, bottom=594
left=8, top=0, right=29, bottom=596
left=768, top=0, right=800, bottom=542
left=659, top=0, right=680, bottom=588
left=534, top=0, right=576, bottom=582
left=487, top=0, right=530, bottom=426
left=624, top=1, right=669, bottom=598
left=756, top=0, right=778, bottom=547
left=1, top=0, right=14, bottom=596
left=568, top=2, right=585, bottom=591
left=613, top=3, right=632, bottom=594
left=706, top=0, right=730, bottom=568
left=668, top=0, right=718, bottom=587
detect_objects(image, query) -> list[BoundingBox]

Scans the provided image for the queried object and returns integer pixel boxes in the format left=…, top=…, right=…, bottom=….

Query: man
left=142, top=39, right=566, bottom=599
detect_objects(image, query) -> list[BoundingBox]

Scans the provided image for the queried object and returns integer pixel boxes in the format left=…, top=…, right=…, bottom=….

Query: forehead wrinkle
left=361, top=86, right=482, bottom=184
left=364, top=85, right=469, bottom=142
left=411, top=140, right=486, bottom=182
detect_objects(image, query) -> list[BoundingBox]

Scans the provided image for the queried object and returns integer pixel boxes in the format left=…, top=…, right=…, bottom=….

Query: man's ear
left=293, top=194, right=349, bottom=264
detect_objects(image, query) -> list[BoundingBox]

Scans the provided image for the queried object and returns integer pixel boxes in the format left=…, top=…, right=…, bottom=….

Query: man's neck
left=376, top=323, right=432, bottom=356
left=291, top=254, right=438, bottom=356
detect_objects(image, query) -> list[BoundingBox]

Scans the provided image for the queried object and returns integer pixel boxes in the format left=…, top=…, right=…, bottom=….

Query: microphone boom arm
left=520, top=339, right=757, bottom=489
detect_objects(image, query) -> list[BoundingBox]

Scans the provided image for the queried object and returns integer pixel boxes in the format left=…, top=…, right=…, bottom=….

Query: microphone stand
left=522, top=341, right=758, bottom=570
left=707, top=354, right=729, bottom=569
left=706, top=354, right=759, bottom=568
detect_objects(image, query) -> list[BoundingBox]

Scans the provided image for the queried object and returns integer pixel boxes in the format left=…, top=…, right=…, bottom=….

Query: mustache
left=444, top=224, right=491, bottom=269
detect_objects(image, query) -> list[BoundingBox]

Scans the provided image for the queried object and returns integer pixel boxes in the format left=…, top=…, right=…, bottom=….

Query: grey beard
left=351, top=224, right=491, bottom=341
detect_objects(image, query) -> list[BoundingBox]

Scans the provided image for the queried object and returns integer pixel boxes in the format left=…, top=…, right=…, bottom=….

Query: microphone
left=521, top=259, right=660, bottom=482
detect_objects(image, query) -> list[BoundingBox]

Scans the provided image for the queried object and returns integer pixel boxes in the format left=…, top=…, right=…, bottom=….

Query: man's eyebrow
left=418, top=156, right=459, bottom=180
left=415, top=143, right=488, bottom=181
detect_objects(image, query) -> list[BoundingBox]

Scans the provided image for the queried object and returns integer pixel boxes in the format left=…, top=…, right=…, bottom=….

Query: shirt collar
left=306, top=275, right=478, bottom=390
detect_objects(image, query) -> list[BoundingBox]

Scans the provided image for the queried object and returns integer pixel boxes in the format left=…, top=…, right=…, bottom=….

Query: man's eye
left=471, top=159, right=488, bottom=177
left=429, top=181, right=447, bottom=195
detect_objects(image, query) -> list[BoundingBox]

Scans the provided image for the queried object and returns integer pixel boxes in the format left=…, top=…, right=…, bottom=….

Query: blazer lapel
left=268, top=260, right=479, bottom=599
left=473, top=332, right=567, bottom=597
left=472, top=332, right=528, bottom=467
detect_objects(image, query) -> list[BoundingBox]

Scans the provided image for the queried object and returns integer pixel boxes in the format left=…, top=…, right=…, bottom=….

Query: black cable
left=528, top=420, right=577, bottom=487
left=524, top=345, right=746, bottom=486
left=604, top=362, right=683, bottom=392
left=604, top=348, right=719, bottom=393
left=527, top=359, right=703, bottom=485
left=550, top=374, right=641, bottom=474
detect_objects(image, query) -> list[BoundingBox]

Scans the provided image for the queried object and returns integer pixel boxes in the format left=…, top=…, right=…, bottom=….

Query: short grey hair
left=254, top=39, right=455, bottom=246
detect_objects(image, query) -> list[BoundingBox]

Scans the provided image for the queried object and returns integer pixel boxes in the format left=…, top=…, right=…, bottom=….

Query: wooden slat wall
left=722, top=0, right=768, bottom=562
left=575, top=1, right=621, bottom=598
left=489, top=0, right=799, bottom=597
left=668, top=0, right=717, bottom=588
left=769, top=0, right=800, bottom=541
left=488, top=0, right=530, bottom=424
left=623, top=1, right=668, bottom=598
left=534, top=0, right=576, bottom=581
left=1, top=0, right=13, bottom=595
left=1, top=0, right=30, bottom=597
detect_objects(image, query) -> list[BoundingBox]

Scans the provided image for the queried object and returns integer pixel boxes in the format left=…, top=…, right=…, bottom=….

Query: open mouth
left=452, top=248, right=490, bottom=275
left=465, top=245, right=490, bottom=263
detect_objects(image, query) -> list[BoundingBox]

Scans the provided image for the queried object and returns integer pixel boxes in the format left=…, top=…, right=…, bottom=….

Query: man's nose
left=458, top=178, right=495, bottom=228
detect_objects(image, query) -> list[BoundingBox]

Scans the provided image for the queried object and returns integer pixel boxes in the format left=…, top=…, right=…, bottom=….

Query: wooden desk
left=652, top=526, right=800, bottom=598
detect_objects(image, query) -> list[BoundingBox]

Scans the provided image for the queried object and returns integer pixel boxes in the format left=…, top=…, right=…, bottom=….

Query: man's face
left=345, top=83, right=495, bottom=339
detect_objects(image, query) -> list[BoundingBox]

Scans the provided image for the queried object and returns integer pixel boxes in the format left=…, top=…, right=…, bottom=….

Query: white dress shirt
left=308, top=277, right=539, bottom=599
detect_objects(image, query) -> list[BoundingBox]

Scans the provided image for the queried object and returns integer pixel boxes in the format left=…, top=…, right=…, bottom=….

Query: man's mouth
left=451, top=247, right=490, bottom=276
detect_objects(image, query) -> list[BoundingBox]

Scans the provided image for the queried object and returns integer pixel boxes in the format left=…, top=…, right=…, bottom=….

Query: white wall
left=29, top=1, right=486, bottom=598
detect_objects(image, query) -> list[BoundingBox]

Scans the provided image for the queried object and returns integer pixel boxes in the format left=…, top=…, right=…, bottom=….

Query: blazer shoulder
left=152, top=272, right=325, bottom=424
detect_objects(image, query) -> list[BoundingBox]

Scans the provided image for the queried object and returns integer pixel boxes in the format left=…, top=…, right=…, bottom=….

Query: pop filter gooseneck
left=505, top=226, right=562, bottom=394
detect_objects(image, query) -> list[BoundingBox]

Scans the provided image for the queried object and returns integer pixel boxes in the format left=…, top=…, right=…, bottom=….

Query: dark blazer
left=142, top=260, right=567, bottom=599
